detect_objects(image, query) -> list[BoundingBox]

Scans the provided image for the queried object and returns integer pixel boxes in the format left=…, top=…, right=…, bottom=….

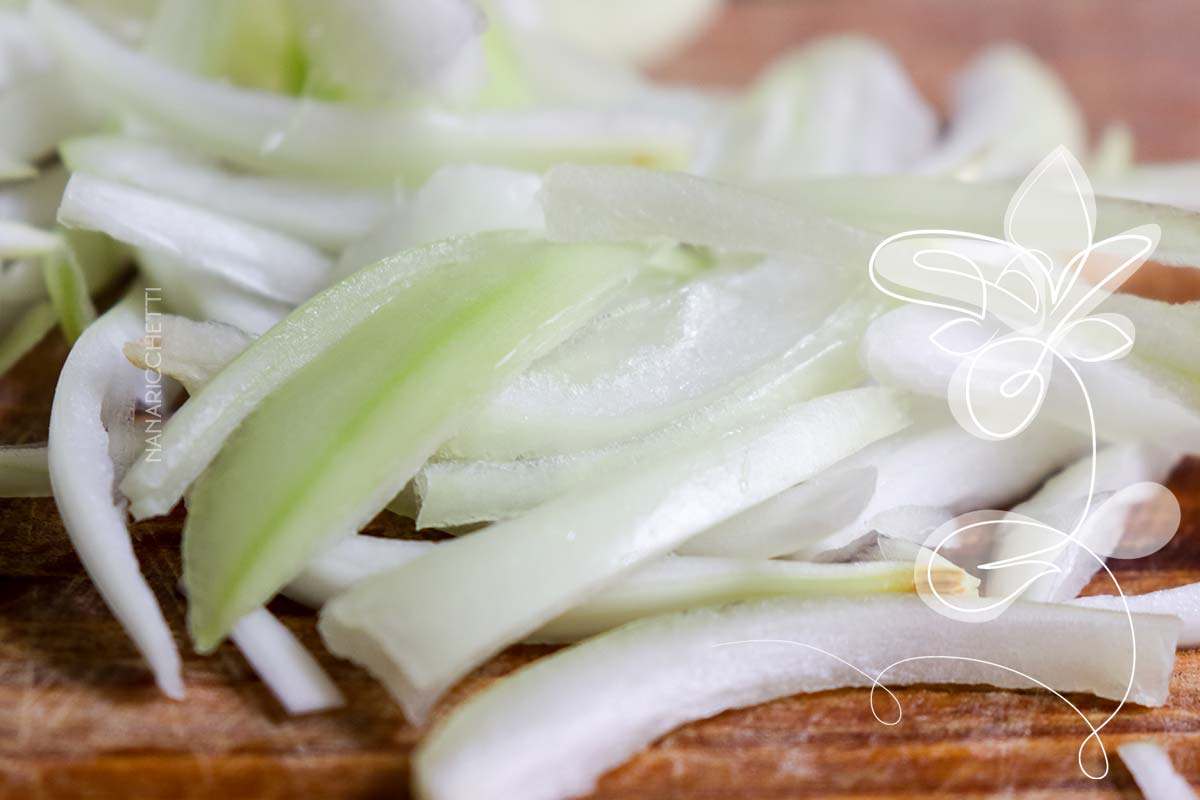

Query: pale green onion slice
left=33, top=0, right=694, bottom=185
left=120, top=235, right=499, bottom=520
left=1117, top=742, right=1199, bottom=800
left=0, top=299, right=56, bottom=375
left=42, top=248, right=96, bottom=342
left=58, top=173, right=332, bottom=305
left=0, top=444, right=51, bottom=496
left=287, top=535, right=975, bottom=641
left=416, top=288, right=876, bottom=527
left=47, top=289, right=183, bottom=698
left=321, top=386, right=911, bottom=722
left=684, top=411, right=1087, bottom=559
left=184, top=237, right=642, bottom=651
left=61, top=136, right=396, bottom=251
left=414, top=597, right=1178, bottom=800
left=1071, top=583, right=1200, bottom=648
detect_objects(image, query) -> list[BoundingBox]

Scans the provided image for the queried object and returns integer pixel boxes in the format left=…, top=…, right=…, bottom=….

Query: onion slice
left=229, top=606, right=345, bottom=715
left=57, top=173, right=332, bottom=306
left=684, top=410, right=1087, bottom=559
left=415, top=287, right=878, bottom=527
left=413, top=596, right=1179, bottom=800
left=184, top=238, right=641, bottom=650
left=0, top=445, right=51, bottom=497
left=32, top=0, right=693, bottom=185
left=61, top=135, right=396, bottom=251
left=1071, top=583, right=1200, bottom=648
left=47, top=290, right=183, bottom=698
left=122, top=314, right=252, bottom=395
left=1118, top=742, right=1199, bottom=800
left=120, top=234, right=505, bottom=520
left=320, top=386, right=911, bottom=722
left=288, top=535, right=975, bottom=641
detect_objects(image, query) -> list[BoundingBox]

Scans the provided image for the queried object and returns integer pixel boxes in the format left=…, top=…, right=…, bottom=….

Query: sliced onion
left=1117, top=742, right=1199, bottom=800
left=0, top=218, right=59, bottom=257
left=0, top=298, right=56, bottom=374
left=446, top=252, right=855, bottom=461
left=1071, top=582, right=1200, bottom=648
left=62, top=135, right=397, bottom=251
left=33, top=0, right=694, bottom=185
left=122, top=313, right=252, bottom=394
left=119, top=235, right=498, bottom=520
left=864, top=304, right=1200, bottom=451
left=229, top=606, right=345, bottom=715
left=0, top=444, right=51, bottom=496
left=415, top=288, right=876, bottom=527
left=697, top=36, right=936, bottom=181
left=337, top=164, right=541, bottom=276
left=414, top=596, right=1178, bottom=800
left=542, top=163, right=869, bottom=264
left=684, top=409, right=1087, bottom=559
left=58, top=173, right=332, bottom=305
left=133, top=248, right=290, bottom=336
left=320, top=387, right=911, bottom=722
left=288, top=534, right=975, bottom=641
left=47, top=289, right=183, bottom=698
left=985, top=443, right=1183, bottom=603
left=914, top=46, right=1084, bottom=180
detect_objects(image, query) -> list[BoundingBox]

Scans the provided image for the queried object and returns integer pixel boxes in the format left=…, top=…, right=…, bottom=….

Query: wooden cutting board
left=4, top=1, right=1200, bottom=797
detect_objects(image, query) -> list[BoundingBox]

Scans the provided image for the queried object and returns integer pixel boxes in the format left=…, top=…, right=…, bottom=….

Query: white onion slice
left=914, top=46, right=1084, bottom=180
left=337, top=165, right=541, bottom=276
left=1071, top=583, right=1200, bottom=648
left=542, top=163, right=869, bottom=263
left=415, top=288, right=875, bottom=526
left=62, top=136, right=396, bottom=251
left=288, top=535, right=973, bottom=641
left=864, top=304, right=1200, bottom=452
left=33, top=0, right=693, bottom=185
left=58, top=173, right=331, bottom=305
left=0, top=218, right=59, bottom=257
left=1118, top=742, right=1198, bottom=800
left=697, top=36, right=936, bottom=181
left=684, top=410, right=1087, bottom=559
left=122, top=314, right=252, bottom=394
left=320, top=387, right=911, bottom=722
left=47, top=290, right=183, bottom=698
left=229, top=606, right=345, bottom=715
left=0, top=444, right=51, bottom=496
left=984, top=442, right=1182, bottom=602
left=414, top=596, right=1179, bottom=800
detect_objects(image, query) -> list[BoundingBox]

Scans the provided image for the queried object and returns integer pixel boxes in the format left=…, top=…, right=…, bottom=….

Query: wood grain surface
left=5, top=1, right=1200, bottom=798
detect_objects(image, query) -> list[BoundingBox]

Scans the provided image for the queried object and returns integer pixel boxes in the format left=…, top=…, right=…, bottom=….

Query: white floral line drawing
left=716, top=147, right=1182, bottom=780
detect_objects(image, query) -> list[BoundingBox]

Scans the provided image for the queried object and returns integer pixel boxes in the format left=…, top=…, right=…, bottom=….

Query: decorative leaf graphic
left=1056, top=313, right=1134, bottom=362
